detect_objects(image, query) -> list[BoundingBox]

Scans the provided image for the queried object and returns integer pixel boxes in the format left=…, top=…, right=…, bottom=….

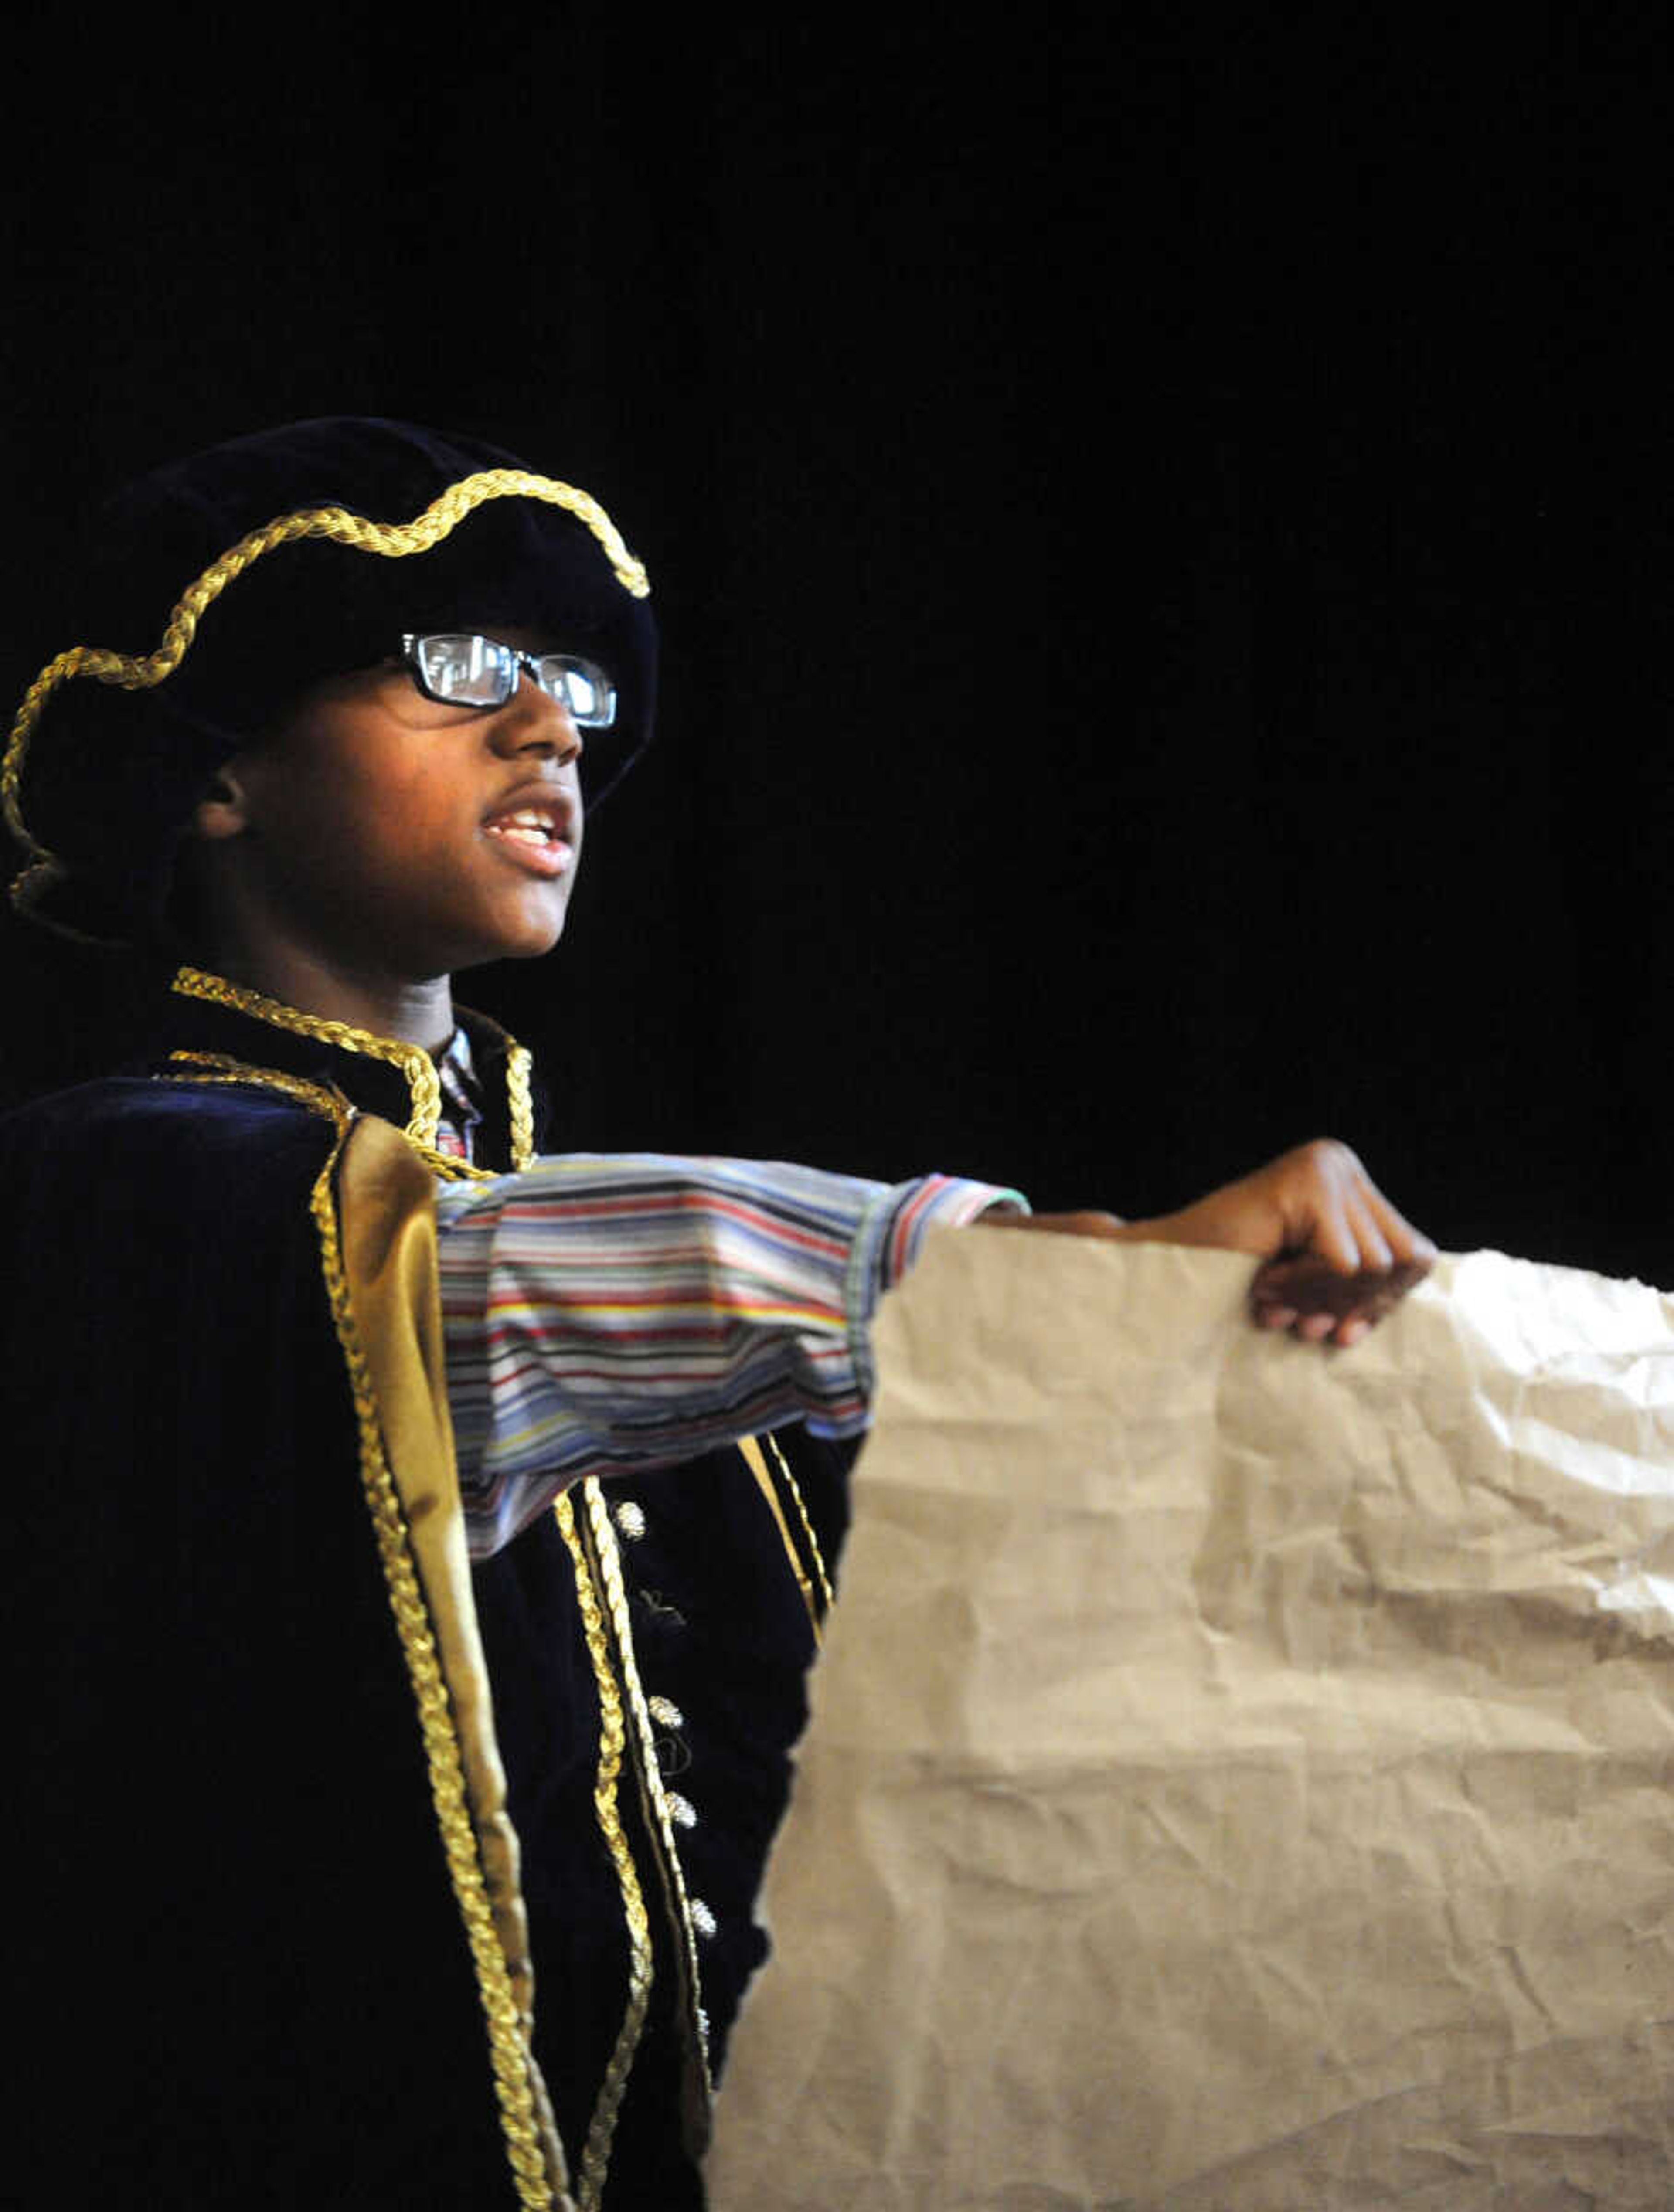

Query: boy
left=1, top=418, right=1431, bottom=2209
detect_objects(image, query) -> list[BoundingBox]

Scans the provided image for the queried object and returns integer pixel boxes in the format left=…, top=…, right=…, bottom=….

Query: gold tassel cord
left=4, top=467, right=650, bottom=905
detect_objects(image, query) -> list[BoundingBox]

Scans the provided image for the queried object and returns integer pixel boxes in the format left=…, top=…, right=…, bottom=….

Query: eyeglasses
left=399, top=632, right=617, bottom=728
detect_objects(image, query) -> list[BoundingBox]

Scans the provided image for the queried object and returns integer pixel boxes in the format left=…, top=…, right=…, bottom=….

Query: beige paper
left=707, top=1237, right=1674, bottom=2210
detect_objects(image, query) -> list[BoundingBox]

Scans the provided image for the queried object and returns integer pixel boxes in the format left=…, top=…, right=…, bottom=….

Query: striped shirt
left=434, top=1155, right=1024, bottom=1557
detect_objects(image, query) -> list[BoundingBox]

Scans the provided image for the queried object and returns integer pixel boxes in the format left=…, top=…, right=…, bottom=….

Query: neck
left=204, top=941, right=456, bottom=1053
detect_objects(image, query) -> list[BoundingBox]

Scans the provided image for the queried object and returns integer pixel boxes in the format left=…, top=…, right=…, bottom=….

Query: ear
left=191, top=761, right=256, bottom=842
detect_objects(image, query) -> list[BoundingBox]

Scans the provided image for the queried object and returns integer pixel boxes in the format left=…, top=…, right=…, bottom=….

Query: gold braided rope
left=578, top=1478, right=716, bottom=2133
left=414, top=1143, right=500, bottom=1183
left=554, top=1492, right=655, bottom=2212
left=507, top=1043, right=537, bottom=1172
left=765, top=1428, right=836, bottom=1615
left=309, top=1098, right=570, bottom=2210
left=170, top=967, right=538, bottom=1169
left=171, top=966, right=444, bottom=1147
left=156, top=1059, right=349, bottom=1123
left=3, top=466, right=650, bottom=914
left=164, top=1051, right=503, bottom=1184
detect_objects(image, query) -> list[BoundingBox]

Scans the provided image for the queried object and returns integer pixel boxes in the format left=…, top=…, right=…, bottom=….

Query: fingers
left=1354, top=1164, right=1437, bottom=1272
left=1126, top=1135, right=1435, bottom=1352
left=1301, top=1142, right=1409, bottom=1275
left=1249, top=1138, right=1436, bottom=1351
left=1250, top=1252, right=1432, bottom=1346
left=1262, top=1139, right=1371, bottom=1276
left=1342, top=1186, right=1394, bottom=1274
left=1312, top=1192, right=1364, bottom=1274
left=1300, top=1145, right=1433, bottom=1261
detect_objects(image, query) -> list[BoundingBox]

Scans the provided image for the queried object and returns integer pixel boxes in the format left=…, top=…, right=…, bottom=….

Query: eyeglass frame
left=398, top=631, right=618, bottom=728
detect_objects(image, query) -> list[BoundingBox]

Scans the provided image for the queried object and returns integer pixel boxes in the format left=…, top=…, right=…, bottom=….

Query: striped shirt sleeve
left=432, top=1152, right=1026, bottom=1558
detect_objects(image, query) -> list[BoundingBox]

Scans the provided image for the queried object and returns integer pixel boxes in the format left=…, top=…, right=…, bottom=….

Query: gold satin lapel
left=336, top=1114, right=569, bottom=2205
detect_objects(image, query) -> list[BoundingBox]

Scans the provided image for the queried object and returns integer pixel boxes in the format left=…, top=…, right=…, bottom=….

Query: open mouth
left=483, top=806, right=573, bottom=875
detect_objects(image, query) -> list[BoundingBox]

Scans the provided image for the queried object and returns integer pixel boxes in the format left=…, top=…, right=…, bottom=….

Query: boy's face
left=202, top=630, right=586, bottom=982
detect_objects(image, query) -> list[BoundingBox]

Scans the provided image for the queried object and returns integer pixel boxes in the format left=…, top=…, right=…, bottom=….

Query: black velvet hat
left=3, top=417, right=657, bottom=944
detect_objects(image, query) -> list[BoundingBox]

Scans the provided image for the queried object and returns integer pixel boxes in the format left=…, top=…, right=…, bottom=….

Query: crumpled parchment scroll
left=706, top=1237, right=1674, bottom=2210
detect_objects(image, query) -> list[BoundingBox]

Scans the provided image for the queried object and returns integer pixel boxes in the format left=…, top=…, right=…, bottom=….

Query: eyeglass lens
left=409, top=634, right=616, bottom=726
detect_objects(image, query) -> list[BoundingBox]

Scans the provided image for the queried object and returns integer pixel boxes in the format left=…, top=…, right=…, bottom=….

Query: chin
left=453, top=910, right=570, bottom=971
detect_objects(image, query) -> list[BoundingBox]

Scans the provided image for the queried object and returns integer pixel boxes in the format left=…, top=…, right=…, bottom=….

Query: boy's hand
left=1136, top=1139, right=1436, bottom=1348
left=984, top=1141, right=1436, bottom=1349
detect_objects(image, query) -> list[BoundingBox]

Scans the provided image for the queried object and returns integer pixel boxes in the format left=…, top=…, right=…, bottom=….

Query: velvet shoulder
left=0, top=1068, right=339, bottom=1179
left=0, top=1073, right=349, bottom=1310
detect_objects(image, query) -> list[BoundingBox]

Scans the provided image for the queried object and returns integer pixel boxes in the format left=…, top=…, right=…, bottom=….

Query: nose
left=487, top=668, right=584, bottom=767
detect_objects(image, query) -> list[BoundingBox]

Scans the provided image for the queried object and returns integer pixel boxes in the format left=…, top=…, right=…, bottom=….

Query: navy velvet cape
left=3, top=996, right=852, bottom=2209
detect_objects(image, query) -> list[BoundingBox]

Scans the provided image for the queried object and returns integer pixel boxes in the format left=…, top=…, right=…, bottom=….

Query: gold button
left=613, top=1500, right=647, bottom=1541
left=691, top=1898, right=717, bottom=1939
left=667, top=1792, right=698, bottom=1830
left=648, top=1695, right=684, bottom=1729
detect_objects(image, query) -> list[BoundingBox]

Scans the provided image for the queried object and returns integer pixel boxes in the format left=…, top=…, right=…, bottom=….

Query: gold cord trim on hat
left=578, top=1476, right=716, bottom=2142
left=554, top=1490, right=655, bottom=2212
left=5, top=466, right=649, bottom=916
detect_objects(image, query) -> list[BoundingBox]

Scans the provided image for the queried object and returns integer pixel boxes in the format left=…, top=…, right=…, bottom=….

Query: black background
left=3, top=12, right=1666, bottom=1282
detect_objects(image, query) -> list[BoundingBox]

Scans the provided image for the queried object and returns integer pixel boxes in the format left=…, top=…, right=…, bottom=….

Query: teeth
left=487, top=808, right=557, bottom=846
